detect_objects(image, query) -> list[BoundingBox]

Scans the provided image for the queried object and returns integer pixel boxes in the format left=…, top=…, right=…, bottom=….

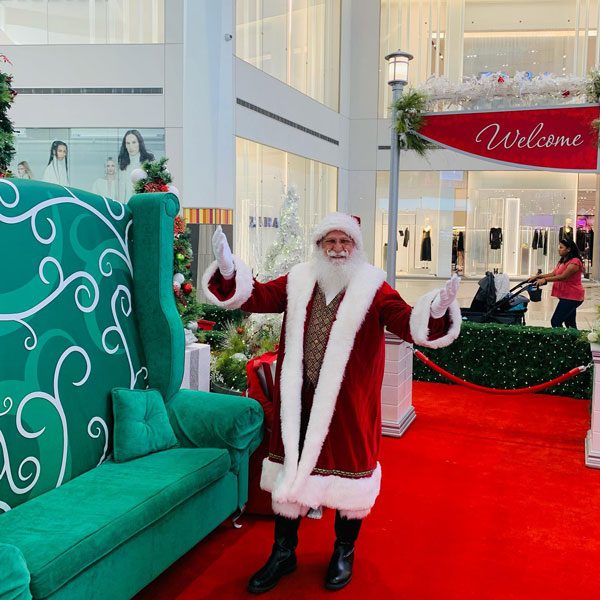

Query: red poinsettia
left=143, top=182, right=170, bottom=193
left=497, top=76, right=505, bottom=83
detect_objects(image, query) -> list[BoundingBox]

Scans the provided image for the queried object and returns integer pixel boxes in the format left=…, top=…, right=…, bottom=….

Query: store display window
left=377, top=169, right=596, bottom=279
left=11, top=128, right=166, bottom=202
left=235, top=137, right=337, bottom=275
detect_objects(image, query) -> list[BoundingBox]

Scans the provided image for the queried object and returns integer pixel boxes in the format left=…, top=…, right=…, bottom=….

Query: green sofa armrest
left=0, top=543, right=31, bottom=600
left=167, top=389, right=264, bottom=473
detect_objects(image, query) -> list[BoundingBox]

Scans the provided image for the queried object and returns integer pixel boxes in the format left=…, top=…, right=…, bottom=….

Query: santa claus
left=202, top=213, right=460, bottom=594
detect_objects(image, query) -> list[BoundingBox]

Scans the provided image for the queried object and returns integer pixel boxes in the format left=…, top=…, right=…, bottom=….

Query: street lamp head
left=385, top=50, right=413, bottom=86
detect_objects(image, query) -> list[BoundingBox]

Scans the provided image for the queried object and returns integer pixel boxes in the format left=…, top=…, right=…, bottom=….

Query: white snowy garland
left=415, top=71, right=598, bottom=112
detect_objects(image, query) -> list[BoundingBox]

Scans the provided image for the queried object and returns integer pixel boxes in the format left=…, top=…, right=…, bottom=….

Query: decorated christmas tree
left=260, top=186, right=305, bottom=281
left=131, top=158, right=203, bottom=335
left=0, top=54, right=16, bottom=176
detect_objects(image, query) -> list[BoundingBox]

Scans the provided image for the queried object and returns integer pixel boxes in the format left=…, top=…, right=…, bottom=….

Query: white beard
left=311, top=248, right=367, bottom=304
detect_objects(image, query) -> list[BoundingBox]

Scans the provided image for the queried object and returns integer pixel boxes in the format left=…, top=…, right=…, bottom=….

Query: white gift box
left=182, top=343, right=211, bottom=392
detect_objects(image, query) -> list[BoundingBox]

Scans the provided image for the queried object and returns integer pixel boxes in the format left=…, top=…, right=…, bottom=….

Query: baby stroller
left=460, top=272, right=542, bottom=325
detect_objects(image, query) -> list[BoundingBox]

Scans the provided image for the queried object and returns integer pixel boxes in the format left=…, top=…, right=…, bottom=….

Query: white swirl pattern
left=0, top=184, right=147, bottom=507
left=88, top=417, right=109, bottom=466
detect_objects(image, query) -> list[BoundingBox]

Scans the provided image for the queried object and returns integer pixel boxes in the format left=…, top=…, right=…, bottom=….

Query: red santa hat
left=311, top=212, right=363, bottom=251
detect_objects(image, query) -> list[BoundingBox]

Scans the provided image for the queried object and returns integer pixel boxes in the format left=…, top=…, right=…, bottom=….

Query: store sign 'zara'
left=418, top=105, right=600, bottom=171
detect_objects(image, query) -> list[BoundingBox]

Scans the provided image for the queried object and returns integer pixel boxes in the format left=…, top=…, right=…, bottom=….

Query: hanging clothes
left=403, top=227, right=410, bottom=247
left=589, top=229, right=594, bottom=265
left=532, top=229, right=539, bottom=250
left=489, top=227, right=503, bottom=249
left=457, top=231, right=464, bottom=252
left=452, top=236, right=457, bottom=265
left=420, top=228, right=432, bottom=261
left=543, top=229, right=548, bottom=256
left=576, top=228, right=586, bottom=252
left=559, top=225, right=574, bottom=241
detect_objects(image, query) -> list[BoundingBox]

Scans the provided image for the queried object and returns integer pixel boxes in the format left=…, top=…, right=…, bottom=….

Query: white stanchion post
left=382, top=331, right=416, bottom=437
left=585, top=343, right=600, bottom=467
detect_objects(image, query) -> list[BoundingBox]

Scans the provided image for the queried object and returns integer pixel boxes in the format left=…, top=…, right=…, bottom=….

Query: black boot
left=324, top=540, right=354, bottom=591
left=324, top=511, right=362, bottom=591
left=247, top=516, right=300, bottom=594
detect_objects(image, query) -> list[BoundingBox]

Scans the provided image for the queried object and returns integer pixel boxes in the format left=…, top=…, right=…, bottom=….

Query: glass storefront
left=0, top=0, right=164, bottom=44
left=378, top=0, right=600, bottom=117
left=376, top=169, right=596, bottom=279
left=12, top=127, right=165, bottom=202
left=236, top=137, right=337, bottom=274
left=235, top=0, right=341, bottom=110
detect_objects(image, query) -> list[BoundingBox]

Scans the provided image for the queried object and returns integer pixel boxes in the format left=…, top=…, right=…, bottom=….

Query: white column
left=339, top=0, right=381, bottom=262
left=585, top=343, right=600, bottom=467
left=182, top=0, right=235, bottom=209
left=382, top=332, right=415, bottom=437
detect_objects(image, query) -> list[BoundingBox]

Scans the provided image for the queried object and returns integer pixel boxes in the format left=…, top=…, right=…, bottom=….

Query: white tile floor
left=395, top=276, right=600, bottom=329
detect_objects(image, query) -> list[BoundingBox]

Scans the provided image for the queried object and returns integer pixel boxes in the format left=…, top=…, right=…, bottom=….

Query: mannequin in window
left=17, top=161, right=33, bottom=180
left=43, top=141, right=69, bottom=186
left=420, top=218, right=432, bottom=262
left=92, top=157, right=118, bottom=200
left=117, top=129, right=154, bottom=203
left=559, top=218, right=574, bottom=242
left=489, top=227, right=502, bottom=249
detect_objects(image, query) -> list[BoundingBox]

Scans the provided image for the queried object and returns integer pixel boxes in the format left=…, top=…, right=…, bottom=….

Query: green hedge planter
left=413, top=322, right=592, bottom=400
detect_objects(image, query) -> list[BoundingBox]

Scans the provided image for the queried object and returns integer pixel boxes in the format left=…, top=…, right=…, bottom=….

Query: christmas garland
left=0, top=54, right=16, bottom=176
left=393, top=89, right=433, bottom=156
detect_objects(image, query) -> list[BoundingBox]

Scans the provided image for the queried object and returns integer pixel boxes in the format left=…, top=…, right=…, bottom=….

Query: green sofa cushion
left=0, top=543, right=31, bottom=600
left=112, top=387, right=178, bottom=462
left=0, top=448, right=230, bottom=599
left=167, top=388, right=264, bottom=473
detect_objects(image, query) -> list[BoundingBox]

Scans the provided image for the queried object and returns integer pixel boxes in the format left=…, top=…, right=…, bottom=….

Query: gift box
left=182, top=343, right=210, bottom=392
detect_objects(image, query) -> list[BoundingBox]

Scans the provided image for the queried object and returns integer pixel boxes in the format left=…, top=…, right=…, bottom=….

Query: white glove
left=430, top=274, right=460, bottom=319
left=211, top=225, right=234, bottom=279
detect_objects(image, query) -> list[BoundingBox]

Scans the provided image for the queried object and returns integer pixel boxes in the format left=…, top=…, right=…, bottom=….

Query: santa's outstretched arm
left=202, top=226, right=287, bottom=313
left=380, top=275, right=461, bottom=349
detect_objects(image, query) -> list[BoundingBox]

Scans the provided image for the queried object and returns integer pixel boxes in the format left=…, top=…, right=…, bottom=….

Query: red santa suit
left=203, top=237, right=460, bottom=521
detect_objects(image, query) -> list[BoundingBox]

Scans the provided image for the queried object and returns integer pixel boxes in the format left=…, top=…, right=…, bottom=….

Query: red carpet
left=136, top=382, right=600, bottom=600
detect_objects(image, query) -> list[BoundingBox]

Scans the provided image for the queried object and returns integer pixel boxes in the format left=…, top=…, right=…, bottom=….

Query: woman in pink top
left=529, top=238, right=585, bottom=328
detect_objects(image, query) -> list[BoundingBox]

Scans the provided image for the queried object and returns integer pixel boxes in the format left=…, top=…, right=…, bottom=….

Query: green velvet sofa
left=0, top=180, right=263, bottom=599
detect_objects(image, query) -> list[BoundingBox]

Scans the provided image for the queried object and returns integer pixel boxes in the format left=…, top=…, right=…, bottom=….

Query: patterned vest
left=303, top=286, right=344, bottom=387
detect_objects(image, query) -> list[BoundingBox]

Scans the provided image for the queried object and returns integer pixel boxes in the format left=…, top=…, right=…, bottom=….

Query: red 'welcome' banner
left=418, top=105, right=600, bottom=171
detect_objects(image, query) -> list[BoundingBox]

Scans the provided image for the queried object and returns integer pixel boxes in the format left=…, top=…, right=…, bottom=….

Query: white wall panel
left=6, top=45, right=164, bottom=87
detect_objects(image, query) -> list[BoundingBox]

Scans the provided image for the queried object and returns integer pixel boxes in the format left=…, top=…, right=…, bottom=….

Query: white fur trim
left=274, top=262, right=386, bottom=504
left=311, top=212, right=363, bottom=251
left=201, top=256, right=254, bottom=309
left=409, top=289, right=462, bottom=348
left=261, top=458, right=381, bottom=517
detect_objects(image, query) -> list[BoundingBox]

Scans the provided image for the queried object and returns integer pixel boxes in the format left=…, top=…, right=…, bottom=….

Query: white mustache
left=326, top=250, right=349, bottom=258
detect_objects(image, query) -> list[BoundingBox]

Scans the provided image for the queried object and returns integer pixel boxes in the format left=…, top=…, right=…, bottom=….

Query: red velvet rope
left=414, top=350, right=587, bottom=394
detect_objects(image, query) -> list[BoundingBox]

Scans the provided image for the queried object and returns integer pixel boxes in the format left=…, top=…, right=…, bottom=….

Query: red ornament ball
left=182, top=282, right=193, bottom=294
